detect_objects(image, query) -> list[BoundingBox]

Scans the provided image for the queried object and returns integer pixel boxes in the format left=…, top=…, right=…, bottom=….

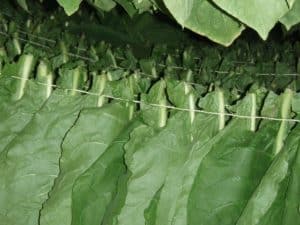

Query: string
left=66, top=52, right=96, bottom=62
left=18, top=29, right=56, bottom=44
left=17, top=29, right=88, bottom=53
left=0, top=12, right=89, bottom=53
left=0, top=31, right=96, bottom=62
left=6, top=75, right=300, bottom=123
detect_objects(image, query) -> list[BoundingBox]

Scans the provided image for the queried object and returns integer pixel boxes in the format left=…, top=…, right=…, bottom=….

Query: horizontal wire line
left=0, top=31, right=96, bottom=62
left=6, top=75, right=300, bottom=123
left=0, top=12, right=91, bottom=54
left=158, top=65, right=300, bottom=77
left=17, top=36, right=52, bottom=49
left=66, top=52, right=96, bottom=62
left=18, top=29, right=56, bottom=44
left=17, top=29, right=88, bottom=53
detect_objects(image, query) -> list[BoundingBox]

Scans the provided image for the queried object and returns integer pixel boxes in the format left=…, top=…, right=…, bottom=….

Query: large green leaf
left=40, top=103, right=131, bottom=225
left=211, top=0, right=294, bottom=40
left=70, top=119, right=143, bottom=225
left=188, top=120, right=280, bottom=225
left=162, top=0, right=245, bottom=46
left=234, top=126, right=300, bottom=225
left=0, top=78, right=46, bottom=154
left=186, top=90, right=282, bottom=225
left=153, top=113, right=219, bottom=225
left=280, top=128, right=300, bottom=225
left=280, top=0, right=300, bottom=30
left=114, top=113, right=175, bottom=225
left=102, top=123, right=158, bottom=225
left=0, top=91, right=84, bottom=225
left=152, top=85, right=221, bottom=225
left=116, top=109, right=209, bottom=225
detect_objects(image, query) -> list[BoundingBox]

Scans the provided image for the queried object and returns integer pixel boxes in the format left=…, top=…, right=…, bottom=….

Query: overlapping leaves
left=0, top=70, right=299, bottom=225
left=0, top=15, right=300, bottom=225
left=13, top=0, right=300, bottom=45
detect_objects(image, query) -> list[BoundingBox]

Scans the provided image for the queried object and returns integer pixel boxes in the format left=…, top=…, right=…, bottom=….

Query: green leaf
left=188, top=120, right=279, bottom=225
left=116, top=110, right=199, bottom=225
left=235, top=126, right=300, bottom=225
left=159, top=92, right=232, bottom=225
left=280, top=0, right=300, bottom=30
left=141, top=80, right=168, bottom=128
left=86, top=0, right=116, bottom=12
left=0, top=78, right=46, bottom=154
left=292, top=93, right=300, bottom=113
left=102, top=124, right=158, bottom=225
left=162, top=0, right=245, bottom=46
left=57, top=0, right=83, bottom=16
left=0, top=91, right=84, bottom=225
left=132, top=0, right=153, bottom=13
left=115, top=0, right=137, bottom=17
left=144, top=188, right=162, bottom=225
left=57, top=65, right=87, bottom=95
left=153, top=113, right=219, bottom=225
left=211, top=0, right=293, bottom=40
left=71, top=119, right=143, bottom=225
left=40, top=103, right=131, bottom=225
left=101, top=173, right=130, bottom=225
left=280, top=129, right=300, bottom=225
left=16, top=0, right=28, bottom=11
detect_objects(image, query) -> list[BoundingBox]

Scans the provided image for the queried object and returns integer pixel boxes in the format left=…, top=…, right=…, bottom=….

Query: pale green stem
left=37, top=61, right=52, bottom=99
left=96, top=75, right=107, bottom=107
left=128, top=76, right=135, bottom=120
left=184, top=70, right=193, bottom=94
left=15, top=54, right=34, bottom=100
left=45, top=73, right=53, bottom=98
left=71, top=67, right=80, bottom=96
left=128, top=104, right=135, bottom=121
left=250, top=93, right=257, bottom=132
left=107, top=49, right=117, bottom=68
left=26, top=19, right=31, bottom=29
left=37, top=61, right=48, bottom=78
left=12, top=34, right=22, bottom=55
left=275, top=89, right=293, bottom=155
left=59, top=41, right=69, bottom=63
left=159, top=98, right=167, bottom=128
left=189, top=93, right=195, bottom=124
left=152, top=66, right=157, bottom=78
left=217, top=89, right=225, bottom=130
